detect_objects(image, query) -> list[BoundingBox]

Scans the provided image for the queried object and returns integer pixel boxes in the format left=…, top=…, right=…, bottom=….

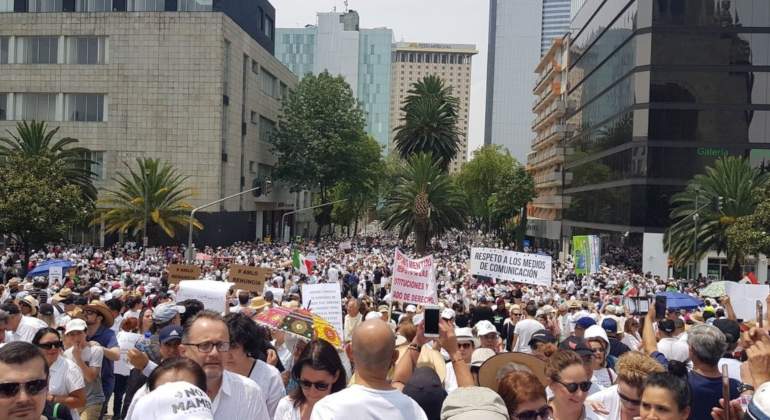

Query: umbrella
left=26, top=259, right=73, bottom=278
left=254, top=306, right=341, bottom=348
left=657, top=291, right=703, bottom=310
left=700, top=281, right=728, bottom=298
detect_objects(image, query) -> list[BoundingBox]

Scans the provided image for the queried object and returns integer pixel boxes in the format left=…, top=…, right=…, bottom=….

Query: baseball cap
left=601, top=318, right=618, bottom=334
left=263, top=290, right=274, bottom=302
left=470, top=348, right=496, bottom=368
left=440, top=386, right=509, bottom=420
left=714, top=319, right=741, bottom=344
left=131, top=381, right=213, bottom=420
left=442, top=308, right=456, bottom=320
left=658, top=319, right=675, bottom=334
left=153, top=302, right=186, bottom=323
left=406, top=304, right=417, bottom=313
left=158, top=325, right=183, bottom=344
left=64, top=318, right=87, bottom=335
left=575, top=317, right=596, bottom=330
left=39, top=303, right=54, bottom=317
left=559, top=336, right=593, bottom=358
left=749, top=381, right=770, bottom=420
left=455, top=327, right=475, bottom=343
left=474, top=320, right=498, bottom=337
left=528, top=329, right=556, bottom=347
left=403, top=367, right=447, bottom=420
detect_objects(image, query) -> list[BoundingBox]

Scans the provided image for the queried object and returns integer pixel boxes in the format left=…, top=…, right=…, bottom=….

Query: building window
left=16, top=37, right=59, bottom=64
left=257, top=7, right=264, bottom=31
left=178, top=0, right=211, bottom=10
left=75, top=0, right=112, bottom=11
left=223, top=39, right=231, bottom=94
left=251, top=59, right=259, bottom=74
left=0, top=94, right=7, bottom=120
left=65, top=37, right=106, bottom=64
left=29, top=0, right=63, bottom=11
left=0, top=0, right=12, bottom=12
left=258, top=116, right=275, bottom=143
left=280, top=82, right=288, bottom=101
left=15, top=93, right=56, bottom=121
left=83, top=151, right=105, bottom=181
left=0, top=37, right=8, bottom=64
left=261, top=68, right=277, bottom=98
left=257, top=163, right=273, bottom=180
left=249, top=161, right=256, bottom=173
left=64, top=93, right=105, bottom=122
left=250, top=111, right=257, bottom=124
left=264, top=16, right=274, bottom=39
left=128, top=0, right=163, bottom=11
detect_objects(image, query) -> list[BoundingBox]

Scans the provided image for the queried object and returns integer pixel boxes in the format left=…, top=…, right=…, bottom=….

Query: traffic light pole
left=185, top=181, right=271, bottom=262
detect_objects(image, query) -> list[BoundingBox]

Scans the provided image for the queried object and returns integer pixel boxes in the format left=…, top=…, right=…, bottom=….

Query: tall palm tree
left=394, top=75, right=461, bottom=171
left=663, top=156, right=769, bottom=280
left=94, top=158, right=202, bottom=243
left=0, top=121, right=96, bottom=200
left=382, top=153, right=467, bottom=254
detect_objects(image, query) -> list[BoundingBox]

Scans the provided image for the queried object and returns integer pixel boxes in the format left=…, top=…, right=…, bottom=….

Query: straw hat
left=20, top=295, right=39, bottom=316
left=249, top=296, right=269, bottom=312
left=478, top=352, right=548, bottom=392
left=85, top=300, right=114, bottom=326
left=52, top=288, right=73, bottom=303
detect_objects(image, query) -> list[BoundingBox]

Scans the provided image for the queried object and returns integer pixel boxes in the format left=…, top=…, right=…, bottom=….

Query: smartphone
left=423, top=305, right=440, bottom=338
left=654, top=295, right=667, bottom=320
left=722, top=365, right=731, bottom=420
left=758, top=300, right=764, bottom=329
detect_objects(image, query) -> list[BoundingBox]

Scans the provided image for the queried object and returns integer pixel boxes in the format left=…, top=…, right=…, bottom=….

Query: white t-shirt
left=273, top=396, right=301, bottom=420
left=115, top=331, right=143, bottom=376
left=718, top=358, right=742, bottom=382
left=657, top=337, right=689, bottom=362
left=586, top=385, right=621, bottom=420
left=591, top=368, right=617, bottom=392
left=513, top=318, right=545, bottom=353
left=246, top=359, right=286, bottom=419
left=48, top=356, right=85, bottom=420
left=444, top=361, right=458, bottom=393
left=310, top=385, right=428, bottom=420
left=6, top=315, right=47, bottom=343
left=620, top=333, right=640, bottom=351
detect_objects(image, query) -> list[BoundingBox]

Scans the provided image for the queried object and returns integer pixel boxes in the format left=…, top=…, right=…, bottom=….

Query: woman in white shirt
left=620, top=318, right=641, bottom=351
left=273, top=340, right=347, bottom=420
left=32, top=328, right=86, bottom=420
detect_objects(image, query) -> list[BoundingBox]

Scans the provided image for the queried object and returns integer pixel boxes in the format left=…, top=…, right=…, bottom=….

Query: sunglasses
left=618, top=391, right=642, bottom=406
left=458, top=342, right=474, bottom=349
left=513, top=405, right=552, bottom=420
left=299, top=380, right=331, bottom=391
left=37, top=341, right=63, bottom=350
left=0, top=379, right=48, bottom=398
left=556, top=380, right=592, bottom=393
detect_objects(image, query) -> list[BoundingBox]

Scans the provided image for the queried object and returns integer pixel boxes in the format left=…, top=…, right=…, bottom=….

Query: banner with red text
left=391, top=248, right=436, bottom=305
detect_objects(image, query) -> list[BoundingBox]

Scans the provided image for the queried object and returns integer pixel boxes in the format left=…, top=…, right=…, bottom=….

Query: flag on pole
left=292, top=249, right=316, bottom=275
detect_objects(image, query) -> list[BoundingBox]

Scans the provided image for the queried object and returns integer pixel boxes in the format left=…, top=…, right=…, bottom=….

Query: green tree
left=94, top=158, right=202, bottom=244
left=663, top=156, right=769, bottom=280
left=382, top=153, right=467, bottom=254
left=0, top=121, right=97, bottom=201
left=0, top=153, right=92, bottom=264
left=393, top=75, right=460, bottom=171
left=457, top=145, right=535, bottom=236
left=269, top=71, right=376, bottom=239
left=727, top=197, right=770, bottom=257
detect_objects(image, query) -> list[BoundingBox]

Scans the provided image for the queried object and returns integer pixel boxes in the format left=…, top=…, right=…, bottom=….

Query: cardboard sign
left=391, top=248, right=436, bottom=305
left=167, top=264, right=201, bottom=284
left=176, top=280, right=232, bottom=313
left=469, top=247, right=552, bottom=287
left=302, top=283, right=344, bottom=341
left=48, top=266, right=63, bottom=286
left=228, top=265, right=271, bottom=292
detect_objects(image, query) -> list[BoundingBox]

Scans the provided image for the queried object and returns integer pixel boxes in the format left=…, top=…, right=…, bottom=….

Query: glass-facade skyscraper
left=276, top=11, right=393, bottom=149
left=542, top=0, right=571, bottom=54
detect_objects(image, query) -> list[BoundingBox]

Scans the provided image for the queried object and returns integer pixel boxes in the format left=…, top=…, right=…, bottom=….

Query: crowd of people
left=0, top=235, right=769, bottom=420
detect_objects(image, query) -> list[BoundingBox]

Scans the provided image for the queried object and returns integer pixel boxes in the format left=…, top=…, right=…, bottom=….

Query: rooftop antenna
left=344, top=0, right=349, bottom=12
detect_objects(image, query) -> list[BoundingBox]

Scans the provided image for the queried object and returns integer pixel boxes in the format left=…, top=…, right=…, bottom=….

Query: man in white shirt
left=311, top=319, right=428, bottom=420
left=1, top=302, right=47, bottom=343
left=343, top=299, right=362, bottom=342
left=656, top=319, right=689, bottom=362
left=511, top=303, right=544, bottom=354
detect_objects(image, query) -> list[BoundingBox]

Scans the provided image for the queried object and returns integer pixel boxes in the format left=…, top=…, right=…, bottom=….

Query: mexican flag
left=622, top=282, right=638, bottom=297
left=292, top=249, right=316, bottom=275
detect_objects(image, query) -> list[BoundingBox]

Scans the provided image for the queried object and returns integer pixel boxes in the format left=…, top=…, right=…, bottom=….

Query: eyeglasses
left=36, top=341, right=63, bottom=350
left=0, top=379, right=48, bottom=398
left=182, top=341, right=230, bottom=353
left=618, top=390, right=642, bottom=406
left=458, top=342, right=474, bottom=349
left=299, top=380, right=331, bottom=391
left=513, top=405, right=552, bottom=420
left=512, top=313, right=522, bottom=317
left=555, top=380, right=592, bottom=393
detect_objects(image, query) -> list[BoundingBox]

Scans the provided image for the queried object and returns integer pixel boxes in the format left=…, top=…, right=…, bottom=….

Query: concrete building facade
left=0, top=7, right=302, bottom=246
left=390, top=42, right=477, bottom=173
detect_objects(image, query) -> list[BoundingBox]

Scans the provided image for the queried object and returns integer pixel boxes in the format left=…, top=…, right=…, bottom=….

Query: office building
left=526, top=35, right=570, bottom=249
left=276, top=11, right=393, bottom=149
left=0, top=0, right=305, bottom=245
left=390, top=42, right=477, bottom=173
left=563, top=0, right=770, bottom=280
left=484, top=0, right=571, bottom=163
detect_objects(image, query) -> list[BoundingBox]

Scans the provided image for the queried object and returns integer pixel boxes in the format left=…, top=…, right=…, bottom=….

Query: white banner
left=302, top=283, right=344, bottom=341
left=176, top=280, right=233, bottom=314
left=266, top=287, right=284, bottom=304
left=391, top=249, right=436, bottom=305
left=48, top=266, right=63, bottom=287
left=469, top=247, right=552, bottom=287
left=724, top=282, right=770, bottom=322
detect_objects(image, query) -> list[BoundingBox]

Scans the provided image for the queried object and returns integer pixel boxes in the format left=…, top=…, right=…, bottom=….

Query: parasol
left=657, top=291, right=703, bottom=310
left=699, top=281, right=728, bottom=298
left=254, top=306, right=341, bottom=348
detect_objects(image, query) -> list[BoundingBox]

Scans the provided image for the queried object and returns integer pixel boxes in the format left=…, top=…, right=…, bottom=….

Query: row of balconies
left=533, top=62, right=562, bottom=95
left=532, top=100, right=566, bottom=132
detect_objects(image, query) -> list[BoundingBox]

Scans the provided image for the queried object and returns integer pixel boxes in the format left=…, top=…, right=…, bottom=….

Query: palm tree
left=382, top=153, right=467, bottom=254
left=663, top=156, right=769, bottom=280
left=94, top=158, right=202, bottom=244
left=0, top=121, right=96, bottom=200
left=393, top=75, right=461, bottom=171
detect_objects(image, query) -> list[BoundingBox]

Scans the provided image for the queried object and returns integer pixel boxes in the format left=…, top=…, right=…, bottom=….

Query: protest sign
left=176, top=280, right=232, bottom=313
left=469, top=247, right=552, bottom=287
left=228, top=265, right=271, bottom=293
left=266, top=287, right=284, bottom=303
left=48, top=266, right=63, bottom=286
left=302, top=283, right=344, bottom=340
left=167, top=264, right=201, bottom=284
left=724, top=282, right=770, bottom=321
left=339, top=241, right=352, bottom=251
left=391, top=249, right=436, bottom=305
left=572, top=235, right=601, bottom=275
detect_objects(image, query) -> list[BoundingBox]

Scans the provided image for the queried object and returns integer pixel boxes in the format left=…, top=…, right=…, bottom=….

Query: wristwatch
left=738, top=383, right=755, bottom=394
left=408, top=343, right=421, bottom=352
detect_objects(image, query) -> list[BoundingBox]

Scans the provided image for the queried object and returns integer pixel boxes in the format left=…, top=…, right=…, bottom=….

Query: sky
left=271, top=0, right=490, bottom=158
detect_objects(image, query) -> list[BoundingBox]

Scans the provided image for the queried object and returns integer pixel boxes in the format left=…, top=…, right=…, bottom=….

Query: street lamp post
left=185, top=181, right=271, bottom=262
left=280, top=199, right=347, bottom=243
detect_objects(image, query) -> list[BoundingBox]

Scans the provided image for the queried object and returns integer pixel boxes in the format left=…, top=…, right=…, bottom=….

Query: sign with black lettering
left=469, top=247, right=552, bottom=287
left=167, top=264, right=201, bottom=284
left=228, top=265, right=271, bottom=293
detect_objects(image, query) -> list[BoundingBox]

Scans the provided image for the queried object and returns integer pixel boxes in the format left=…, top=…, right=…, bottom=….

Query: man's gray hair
left=687, top=324, right=727, bottom=366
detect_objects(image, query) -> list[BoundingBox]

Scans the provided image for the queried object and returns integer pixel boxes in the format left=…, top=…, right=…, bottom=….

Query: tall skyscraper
left=390, top=42, right=477, bottom=172
left=484, top=0, right=570, bottom=163
left=275, top=11, right=393, bottom=149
